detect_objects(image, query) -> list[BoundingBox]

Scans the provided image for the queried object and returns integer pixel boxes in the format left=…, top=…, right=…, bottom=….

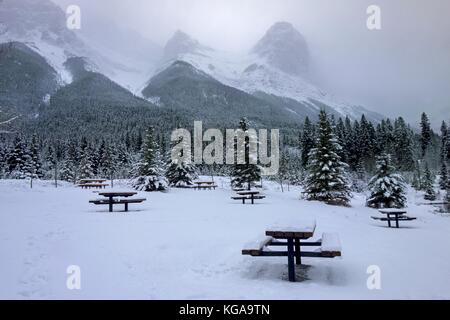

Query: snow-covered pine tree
left=7, top=136, right=27, bottom=176
left=439, top=161, right=448, bottom=190
left=231, top=118, right=261, bottom=190
left=393, top=117, right=415, bottom=172
left=303, top=110, right=351, bottom=206
left=166, top=134, right=197, bottom=187
left=423, top=163, right=436, bottom=201
left=420, top=112, right=432, bottom=157
left=300, top=117, right=315, bottom=168
left=132, top=127, right=168, bottom=192
left=29, top=134, right=43, bottom=178
left=99, top=143, right=117, bottom=179
left=367, top=153, right=407, bottom=209
left=59, top=159, right=76, bottom=182
left=78, top=145, right=94, bottom=179
left=445, top=183, right=450, bottom=208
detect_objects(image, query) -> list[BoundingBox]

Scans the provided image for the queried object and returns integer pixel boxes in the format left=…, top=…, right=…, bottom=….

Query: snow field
left=0, top=178, right=449, bottom=299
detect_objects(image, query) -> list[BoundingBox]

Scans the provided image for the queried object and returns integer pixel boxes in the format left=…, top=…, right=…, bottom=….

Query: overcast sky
left=52, top=0, right=450, bottom=128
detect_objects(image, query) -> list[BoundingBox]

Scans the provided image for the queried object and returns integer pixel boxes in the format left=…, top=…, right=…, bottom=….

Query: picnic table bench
left=77, top=178, right=109, bottom=190
left=78, top=183, right=109, bottom=189
left=89, top=192, right=146, bottom=212
left=242, top=222, right=342, bottom=282
left=78, top=179, right=107, bottom=184
left=371, top=209, right=417, bottom=228
left=192, top=181, right=218, bottom=190
left=232, top=191, right=266, bottom=204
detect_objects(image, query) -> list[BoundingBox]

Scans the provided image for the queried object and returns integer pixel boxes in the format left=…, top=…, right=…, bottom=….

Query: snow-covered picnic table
left=90, top=191, right=146, bottom=212
left=372, top=209, right=417, bottom=228
left=192, top=181, right=217, bottom=190
left=232, top=190, right=266, bottom=204
left=242, top=221, right=342, bottom=282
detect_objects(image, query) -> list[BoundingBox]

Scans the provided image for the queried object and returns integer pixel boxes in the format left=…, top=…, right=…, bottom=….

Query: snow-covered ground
left=0, top=178, right=449, bottom=300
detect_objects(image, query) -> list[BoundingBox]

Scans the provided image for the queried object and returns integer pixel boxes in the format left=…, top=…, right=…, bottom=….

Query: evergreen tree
left=59, top=159, right=76, bottom=182
left=231, top=118, right=261, bottom=190
left=420, top=113, right=432, bottom=157
left=439, top=162, right=448, bottom=190
left=440, top=121, right=448, bottom=159
left=393, top=117, right=414, bottom=171
left=300, top=117, right=315, bottom=168
left=7, top=136, right=28, bottom=177
left=303, top=110, right=351, bottom=206
left=29, top=134, right=43, bottom=178
left=132, top=127, right=168, bottom=191
left=166, top=134, right=197, bottom=188
left=367, top=154, right=407, bottom=209
left=423, top=163, right=436, bottom=201
left=78, top=146, right=94, bottom=179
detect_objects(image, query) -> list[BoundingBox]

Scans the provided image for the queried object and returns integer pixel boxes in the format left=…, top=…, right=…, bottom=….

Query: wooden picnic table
left=96, top=192, right=140, bottom=212
left=192, top=181, right=217, bottom=190
left=233, top=191, right=265, bottom=204
left=242, top=221, right=342, bottom=282
left=78, top=183, right=109, bottom=190
left=373, top=209, right=416, bottom=228
left=78, top=179, right=108, bottom=184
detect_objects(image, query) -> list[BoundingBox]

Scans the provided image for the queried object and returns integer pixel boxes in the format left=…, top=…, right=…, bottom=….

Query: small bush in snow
left=132, top=176, right=169, bottom=192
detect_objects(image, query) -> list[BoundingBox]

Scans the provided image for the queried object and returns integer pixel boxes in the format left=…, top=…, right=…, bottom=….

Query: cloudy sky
left=52, top=0, right=450, bottom=128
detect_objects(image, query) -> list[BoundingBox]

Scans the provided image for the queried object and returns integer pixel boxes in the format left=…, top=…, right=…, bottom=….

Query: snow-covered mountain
left=149, top=22, right=383, bottom=122
left=0, top=0, right=383, bottom=123
left=0, top=0, right=158, bottom=92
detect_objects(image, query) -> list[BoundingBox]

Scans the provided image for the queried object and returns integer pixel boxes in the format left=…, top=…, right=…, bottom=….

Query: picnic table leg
left=387, top=214, right=392, bottom=228
left=251, top=195, right=255, bottom=205
left=242, top=198, right=245, bottom=205
left=396, top=215, right=400, bottom=228
left=125, top=203, right=128, bottom=212
left=287, top=238, right=296, bottom=282
left=295, top=239, right=301, bottom=265
left=109, top=196, right=113, bottom=213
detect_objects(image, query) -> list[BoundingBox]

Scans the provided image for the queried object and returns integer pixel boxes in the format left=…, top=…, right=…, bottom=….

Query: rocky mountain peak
left=252, top=21, right=309, bottom=76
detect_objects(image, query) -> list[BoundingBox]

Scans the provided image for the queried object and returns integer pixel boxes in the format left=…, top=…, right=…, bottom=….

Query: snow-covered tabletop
left=266, top=220, right=316, bottom=239
left=379, top=209, right=407, bottom=215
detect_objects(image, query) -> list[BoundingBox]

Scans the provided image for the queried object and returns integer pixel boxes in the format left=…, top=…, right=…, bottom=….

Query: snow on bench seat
left=319, top=233, right=342, bottom=257
left=242, top=236, right=273, bottom=256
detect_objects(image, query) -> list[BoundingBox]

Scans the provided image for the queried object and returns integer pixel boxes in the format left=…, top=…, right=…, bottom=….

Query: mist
left=51, top=0, right=450, bottom=128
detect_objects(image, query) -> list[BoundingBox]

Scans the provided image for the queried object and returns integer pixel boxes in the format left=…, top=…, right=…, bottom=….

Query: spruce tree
left=78, top=146, right=94, bottom=179
left=439, top=162, right=448, bottom=190
left=300, top=117, right=315, bottom=168
left=166, top=134, right=197, bottom=188
left=303, top=110, right=351, bottom=206
left=420, top=113, right=432, bottom=157
left=133, top=127, right=168, bottom=191
left=393, top=117, right=414, bottom=171
left=29, top=134, right=43, bottom=178
left=7, top=136, right=27, bottom=175
left=367, top=154, right=407, bottom=209
left=441, top=121, right=448, bottom=160
left=423, top=163, right=436, bottom=201
left=231, top=118, right=261, bottom=190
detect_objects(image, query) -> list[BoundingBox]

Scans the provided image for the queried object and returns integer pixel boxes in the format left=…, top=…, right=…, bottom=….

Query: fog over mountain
left=46, top=0, right=450, bottom=128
